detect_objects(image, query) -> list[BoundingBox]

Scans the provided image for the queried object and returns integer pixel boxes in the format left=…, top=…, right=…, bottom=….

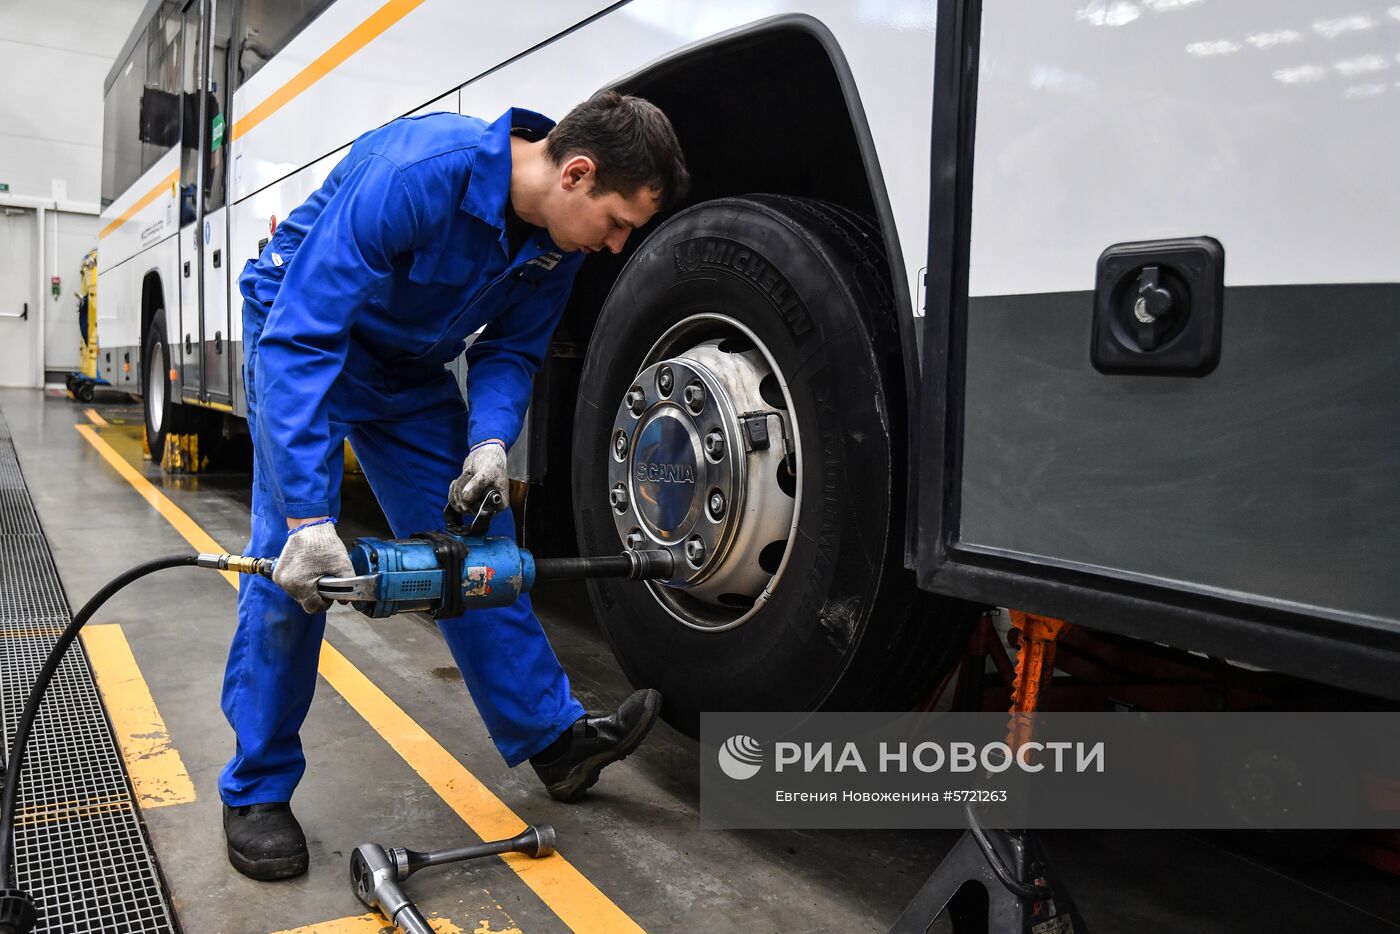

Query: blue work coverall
left=221, top=108, right=587, bottom=807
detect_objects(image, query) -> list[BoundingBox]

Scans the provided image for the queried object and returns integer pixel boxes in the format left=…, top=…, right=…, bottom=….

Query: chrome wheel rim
left=607, top=314, right=801, bottom=632
left=148, top=340, right=165, bottom=434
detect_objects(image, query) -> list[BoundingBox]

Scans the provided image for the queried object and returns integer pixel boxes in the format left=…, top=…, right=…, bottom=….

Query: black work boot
left=223, top=802, right=309, bottom=880
left=530, top=689, right=662, bottom=802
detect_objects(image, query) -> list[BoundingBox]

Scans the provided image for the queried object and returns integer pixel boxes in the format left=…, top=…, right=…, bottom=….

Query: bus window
left=142, top=2, right=182, bottom=172
left=179, top=0, right=203, bottom=226
left=205, top=0, right=234, bottom=213
left=237, top=0, right=335, bottom=85
left=101, top=33, right=147, bottom=208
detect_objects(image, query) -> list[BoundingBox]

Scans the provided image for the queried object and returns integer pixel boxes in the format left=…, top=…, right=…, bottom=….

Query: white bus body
left=99, top=1, right=1400, bottom=720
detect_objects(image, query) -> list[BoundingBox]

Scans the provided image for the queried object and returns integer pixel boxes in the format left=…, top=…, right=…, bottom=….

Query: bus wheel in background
left=142, top=315, right=205, bottom=466
left=573, top=195, right=979, bottom=736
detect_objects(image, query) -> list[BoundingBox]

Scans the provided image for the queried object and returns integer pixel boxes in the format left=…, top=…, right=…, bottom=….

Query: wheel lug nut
left=683, top=381, right=705, bottom=413
left=657, top=366, right=674, bottom=396
left=610, top=484, right=628, bottom=512
left=704, top=429, right=724, bottom=460
left=625, top=387, right=646, bottom=415
left=685, top=536, right=706, bottom=566
left=708, top=489, right=726, bottom=519
left=626, top=529, right=644, bottom=550
left=613, top=429, right=628, bottom=459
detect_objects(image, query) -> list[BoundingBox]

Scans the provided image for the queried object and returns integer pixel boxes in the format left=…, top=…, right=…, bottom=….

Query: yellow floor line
left=81, top=623, right=197, bottom=809
left=83, top=408, right=108, bottom=427
left=74, top=424, right=238, bottom=588
left=74, top=421, right=646, bottom=934
left=271, top=913, right=464, bottom=934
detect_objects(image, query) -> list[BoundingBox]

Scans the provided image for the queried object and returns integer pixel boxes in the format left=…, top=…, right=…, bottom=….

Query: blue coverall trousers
left=218, top=350, right=586, bottom=806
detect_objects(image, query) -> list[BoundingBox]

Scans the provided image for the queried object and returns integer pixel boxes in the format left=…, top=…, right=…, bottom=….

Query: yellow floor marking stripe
left=83, top=408, right=108, bottom=427
left=76, top=420, right=646, bottom=933
left=319, top=643, right=645, bottom=933
left=81, top=624, right=197, bottom=809
left=272, top=914, right=464, bottom=934
left=99, top=169, right=179, bottom=239
left=74, top=424, right=238, bottom=588
left=231, top=0, right=429, bottom=143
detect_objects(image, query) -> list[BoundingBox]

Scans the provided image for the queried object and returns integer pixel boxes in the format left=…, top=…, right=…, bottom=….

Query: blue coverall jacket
left=221, top=108, right=587, bottom=806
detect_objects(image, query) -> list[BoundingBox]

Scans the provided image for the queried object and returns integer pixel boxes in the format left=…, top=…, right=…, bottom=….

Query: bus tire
left=572, top=195, right=978, bottom=736
left=142, top=316, right=202, bottom=462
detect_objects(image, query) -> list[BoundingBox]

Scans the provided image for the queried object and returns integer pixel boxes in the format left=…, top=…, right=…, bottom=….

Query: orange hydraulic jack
left=1006, top=610, right=1070, bottom=752
left=891, top=610, right=1090, bottom=934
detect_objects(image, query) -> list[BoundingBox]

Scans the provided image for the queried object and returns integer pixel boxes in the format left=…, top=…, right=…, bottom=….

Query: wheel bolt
left=683, top=381, right=705, bottom=413
left=613, top=429, right=628, bottom=459
left=626, top=529, right=644, bottom=550
left=685, top=536, right=706, bottom=566
left=704, top=429, right=724, bottom=460
left=610, top=484, right=628, bottom=512
left=625, top=387, right=646, bottom=416
left=657, top=366, right=674, bottom=396
left=708, top=489, right=726, bottom=519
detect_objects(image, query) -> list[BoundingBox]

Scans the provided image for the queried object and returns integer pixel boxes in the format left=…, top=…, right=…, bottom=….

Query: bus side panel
left=226, top=145, right=350, bottom=417
left=956, top=1, right=1400, bottom=628
left=223, top=88, right=460, bottom=418
left=226, top=1, right=936, bottom=310
left=227, top=0, right=615, bottom=202
left=96, top=149, right=180, bottom=276
left=94, top=234, right=179, bottom=396
left=97, top=146, right=182, bottom=393
left=222, top=4, right=939, bottom=410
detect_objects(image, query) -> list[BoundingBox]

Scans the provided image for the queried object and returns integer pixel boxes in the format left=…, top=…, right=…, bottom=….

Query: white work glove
left=272, top=520, right=355, bottom=614
left=448, top=440, right=509, bottom=516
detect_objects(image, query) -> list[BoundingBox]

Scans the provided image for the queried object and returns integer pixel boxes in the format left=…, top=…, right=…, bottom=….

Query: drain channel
left=0, top=410, right=177, bottom=933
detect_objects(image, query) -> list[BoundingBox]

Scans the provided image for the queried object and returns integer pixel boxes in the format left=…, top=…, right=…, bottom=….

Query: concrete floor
left=2, top=387, right=1397, bottom=934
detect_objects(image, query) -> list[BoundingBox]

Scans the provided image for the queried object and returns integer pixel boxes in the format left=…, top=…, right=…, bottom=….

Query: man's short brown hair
left=546, top=91, right=690, bottom=211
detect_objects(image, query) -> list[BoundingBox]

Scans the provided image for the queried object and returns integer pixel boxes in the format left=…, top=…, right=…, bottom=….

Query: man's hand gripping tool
left=296, top=490, right=671, bottom=619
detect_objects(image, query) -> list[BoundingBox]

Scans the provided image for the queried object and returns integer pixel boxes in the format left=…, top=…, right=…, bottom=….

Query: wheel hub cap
left=608, top=336, right=797, bottom=629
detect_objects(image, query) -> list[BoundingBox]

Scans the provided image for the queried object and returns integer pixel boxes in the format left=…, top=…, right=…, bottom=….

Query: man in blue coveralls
left=223, top=92, right=689, bottom=880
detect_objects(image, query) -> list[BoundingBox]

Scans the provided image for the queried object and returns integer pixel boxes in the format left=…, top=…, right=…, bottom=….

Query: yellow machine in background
left=65, top=249, right=106, bottom=402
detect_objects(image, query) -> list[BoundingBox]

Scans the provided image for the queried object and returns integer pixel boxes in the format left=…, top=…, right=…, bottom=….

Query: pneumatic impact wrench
left=219, top=488, right=675, bottom=618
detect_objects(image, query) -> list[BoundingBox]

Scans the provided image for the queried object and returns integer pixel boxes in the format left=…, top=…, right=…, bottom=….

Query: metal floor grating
left=0, top=409, right=177, bottom=933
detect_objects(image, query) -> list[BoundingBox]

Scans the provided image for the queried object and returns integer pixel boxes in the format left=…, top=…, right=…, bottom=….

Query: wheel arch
left=563, top=15, right=913, bottom=347
left=530, top=16, right=920, bottom=545
left=138, top=267, right=167, bottom=395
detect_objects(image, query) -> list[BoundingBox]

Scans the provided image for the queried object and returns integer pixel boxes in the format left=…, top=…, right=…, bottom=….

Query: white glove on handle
left=273, top=520, right=355, bottom=614
left=448, top=440, right=509, bottom=516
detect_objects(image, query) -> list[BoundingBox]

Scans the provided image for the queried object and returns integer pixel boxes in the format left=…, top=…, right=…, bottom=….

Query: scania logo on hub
left=634, top=462, right=696, bottom=483
left=718, top=735, right=764, bottom=780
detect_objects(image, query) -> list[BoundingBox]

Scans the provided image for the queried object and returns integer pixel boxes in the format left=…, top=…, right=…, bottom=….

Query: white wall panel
left=44, top=212, right=102, bottom=371
left=0, top=0, right=147, bottom=205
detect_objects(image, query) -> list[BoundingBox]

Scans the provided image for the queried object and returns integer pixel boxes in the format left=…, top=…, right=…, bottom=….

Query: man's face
left=544, top=156, right=661, bottom=256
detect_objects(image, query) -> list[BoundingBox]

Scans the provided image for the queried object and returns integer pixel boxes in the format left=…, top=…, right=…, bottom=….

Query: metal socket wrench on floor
left=351, top=826, right=555, bottom=934
left=301, top=490, right=675, bottom=619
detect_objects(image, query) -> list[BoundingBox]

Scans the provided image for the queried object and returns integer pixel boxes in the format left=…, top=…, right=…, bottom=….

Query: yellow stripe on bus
left=230, top=0, right=431, bottom=143
left=82, top=624, right=197, bottom=809
left=73, top=421, right=647, bottom=933
left=103, top=1, right=430, bottom=239
left=98, top=169, right=179, bottom=240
